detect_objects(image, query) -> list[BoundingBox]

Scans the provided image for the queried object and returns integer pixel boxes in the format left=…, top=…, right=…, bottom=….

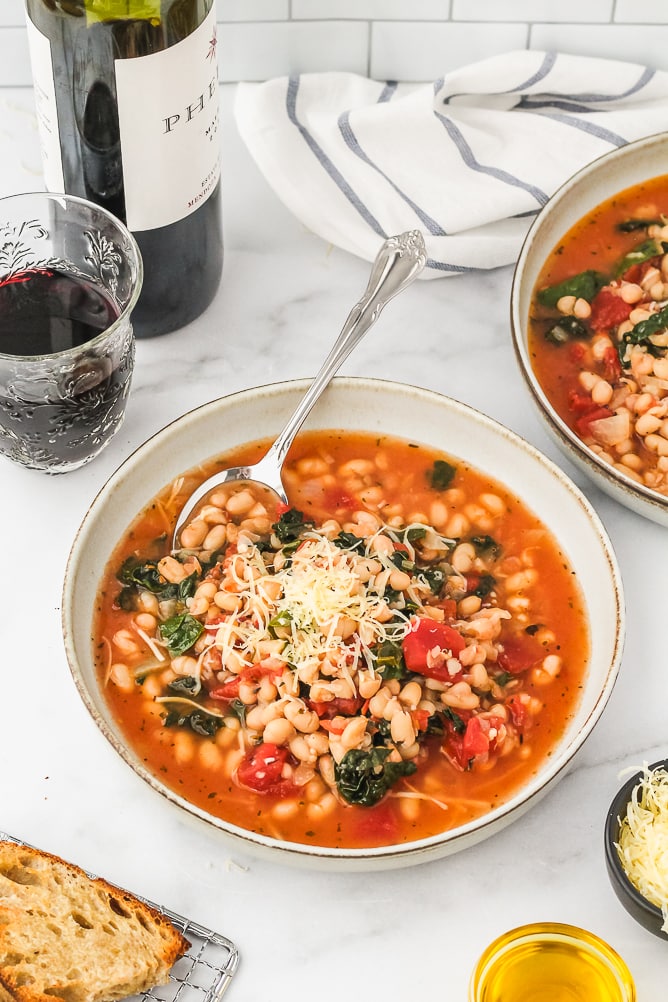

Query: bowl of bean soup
left=63, top=377, right=624, bottom=868
left=511, top=131, right=668, bottom=525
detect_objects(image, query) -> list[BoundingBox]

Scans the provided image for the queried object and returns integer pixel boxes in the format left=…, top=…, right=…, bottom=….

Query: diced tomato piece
left=589, top=288, right=633, bottom=331
left=437, top=598, right=458, bottom=620
left=402, top=617, right=465, bottom=682
left=506, top=695, right=528, bottom=731
left=444, top=715, right=503, bottom=770
left=568, top=341, right=587, bottom=363
left=209, top=676, right=240, bottom=700
left=497, top=633, right=543, bottom=675
left=319, top=719, right=347, bottom=735
left=568, top=390, right=615, bottom=435
left=443, top=734, right=468, bottom=770
left=306, top=697, right=364, bottom=719
left=322, top=486, right=357, bottom=511
left=462, top=717, right=491, bottom=757
left=621, top=258, right=660, bottom=285
left=236, top=743, right=293, bottom=795
left=568, top=390, right=598, bottom=416
left=601, top=345, right=622, bottom=383
left=410, top=708, right=431, bottom=732
left=240, top=659, right=285, bottom=685
left=210, top=660, right=284, bottom=701
left=575, top=406, right=614, bottom=438
left=622, top=263, right=642, bottom=284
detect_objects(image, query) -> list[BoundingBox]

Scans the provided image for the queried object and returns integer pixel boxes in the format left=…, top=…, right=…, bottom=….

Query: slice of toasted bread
left=0, top=841, right=189, bottom=1002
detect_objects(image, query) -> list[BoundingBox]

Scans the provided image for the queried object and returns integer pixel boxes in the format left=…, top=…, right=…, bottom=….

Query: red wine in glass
left=0, top=267, right=133, bottom=471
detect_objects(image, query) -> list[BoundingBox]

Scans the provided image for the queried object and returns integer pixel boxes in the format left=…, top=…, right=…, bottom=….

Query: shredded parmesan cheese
left=134, top=625, right=166, bottom=662
left=155, top=695, right=223, bottom=717
left=212, top=531, right=412, bottom=675
left=616, top=763, right=668, bottom=931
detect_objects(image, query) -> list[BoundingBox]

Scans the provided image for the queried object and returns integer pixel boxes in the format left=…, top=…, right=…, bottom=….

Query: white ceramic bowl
left=63, top=377, right=625, bottom=870
left=510, top=131, right=668, bottom=527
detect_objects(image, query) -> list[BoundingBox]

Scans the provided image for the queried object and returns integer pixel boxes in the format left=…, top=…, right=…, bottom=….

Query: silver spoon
left=173, top=229, right=427, bottom=547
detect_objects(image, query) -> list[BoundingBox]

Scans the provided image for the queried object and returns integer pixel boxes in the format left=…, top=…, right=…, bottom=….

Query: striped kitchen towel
left=234, top=50, right=668, bottom=278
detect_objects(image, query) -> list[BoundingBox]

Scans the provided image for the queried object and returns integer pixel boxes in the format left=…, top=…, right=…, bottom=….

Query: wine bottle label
left=115, top=6, right=221, bottom=231
left=26, top=5, right=221, bottom=234
left=25, top=14, right=65, bottom=193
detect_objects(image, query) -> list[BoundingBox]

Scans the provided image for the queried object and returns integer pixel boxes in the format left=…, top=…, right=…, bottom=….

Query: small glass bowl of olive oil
left=469, top=923, right=636, bottom=1002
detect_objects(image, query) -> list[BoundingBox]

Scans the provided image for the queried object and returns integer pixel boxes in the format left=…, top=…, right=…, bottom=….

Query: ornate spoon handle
left=264, top=230, right=427, bottom=471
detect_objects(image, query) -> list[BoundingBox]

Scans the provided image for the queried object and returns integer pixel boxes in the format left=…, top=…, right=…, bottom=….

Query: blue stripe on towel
left=517, top=65, right=654, bottom=113
left=507, top=57, right=653, bottom=104
left=439, top=56, right=652, bottom=111
left=285, top=75, right=386, bottom=238
left=433, top=110, right=549, bottom=207
left=377, top=81, right=399, bottom=103
left=508, top=51, right=557, bottom=92
left=337, top=111, right=447, bottom=237
left=286, top=77, right=459, bottom=275
left=426, top=257, right=476, bottom=274
left=440, top=52, right=556, bottom=105
left=537, top=65, right=655, bottom=105
left=518, top=97, right=602, bottom=113
left=531, top=110, right=628, bottom=147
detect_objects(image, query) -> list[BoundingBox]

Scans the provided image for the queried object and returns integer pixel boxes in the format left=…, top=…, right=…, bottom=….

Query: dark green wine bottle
left=25, top=1, right=223, bottom=338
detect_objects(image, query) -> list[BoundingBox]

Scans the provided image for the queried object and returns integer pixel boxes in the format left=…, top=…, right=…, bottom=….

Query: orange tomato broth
left=528, top=173, right=668, bottom=434
left=93, top=430, right=589, bottom=849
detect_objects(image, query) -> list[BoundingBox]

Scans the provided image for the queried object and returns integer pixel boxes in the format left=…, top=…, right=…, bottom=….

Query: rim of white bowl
left=510, top=132, right=668, bottom=523
left=62, top=376, right=625, bottom=865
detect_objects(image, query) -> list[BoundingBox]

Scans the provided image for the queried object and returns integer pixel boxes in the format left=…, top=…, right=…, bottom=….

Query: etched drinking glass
left=0, top=191, right=142, bottom=473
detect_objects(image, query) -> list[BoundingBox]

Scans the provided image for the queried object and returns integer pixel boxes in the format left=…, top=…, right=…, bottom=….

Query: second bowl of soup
left=511, top=131, right=668, bottom=526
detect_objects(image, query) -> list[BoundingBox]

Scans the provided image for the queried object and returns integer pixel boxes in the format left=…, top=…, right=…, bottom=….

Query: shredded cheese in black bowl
left=605, top=760, right=668, bottom=939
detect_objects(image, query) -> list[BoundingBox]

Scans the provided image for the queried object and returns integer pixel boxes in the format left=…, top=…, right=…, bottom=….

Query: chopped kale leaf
left=469, top=573, right=496, bottom=598
left=390, top=550, right=415, bottom=573
left=117, top=556, right=166, bottom=594
left=168, top=675, right=200, bottom=695
left=428, top=459, right=457, bottom=491
left=374, top=640, right=406, bottom=680
left=442, top=706, right=466, bottom=734
left=162, top=707, right=222, bottom=737
left=614, top=238, right=665, bottom=278
left=618, top=302, right=668, bottom=366
left=333, top=531, right=366, bottom=552
left=273, top=508, right=313, bottom=544
left=421, top=566, right=446, bottom=595
left=536, top=269, right=605, bottom=307
left=405, top=526, right=427, bottom=543
left=543, top=316, right=589, bottom=345
left=470, top=534, right=502, bottom=559
left=494, top=671, right=514, bottom=687
left=335, top=747, right=417, bottom=806
left=616, top=218, right=662, bottom=233
left=159, top=613, right=204, bottom=656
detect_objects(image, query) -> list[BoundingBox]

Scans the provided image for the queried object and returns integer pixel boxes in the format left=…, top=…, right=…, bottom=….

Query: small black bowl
left=604, top=759, right=668, bottom=939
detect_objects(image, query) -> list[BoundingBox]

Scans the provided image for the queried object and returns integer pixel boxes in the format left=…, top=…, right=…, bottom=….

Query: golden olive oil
left=470, top=924, right=636, bottom=1002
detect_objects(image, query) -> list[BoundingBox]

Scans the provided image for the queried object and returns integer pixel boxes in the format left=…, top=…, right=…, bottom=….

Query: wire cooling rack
left=0, top=831, right=240, bottom=1002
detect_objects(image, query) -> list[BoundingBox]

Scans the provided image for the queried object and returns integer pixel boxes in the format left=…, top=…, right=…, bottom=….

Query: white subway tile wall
left=2, top=0, right=667, bottom=87
left=452, top=0, right=613, bottom=22
left=371, top=21, right=528, bottom=81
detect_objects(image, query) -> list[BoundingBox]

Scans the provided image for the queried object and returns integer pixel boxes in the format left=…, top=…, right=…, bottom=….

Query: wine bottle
left=24, top=1, right=223, bottom=339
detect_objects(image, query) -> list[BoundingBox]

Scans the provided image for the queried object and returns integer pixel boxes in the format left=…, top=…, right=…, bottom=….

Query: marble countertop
left=1, top=85, right=666, bottom=1000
